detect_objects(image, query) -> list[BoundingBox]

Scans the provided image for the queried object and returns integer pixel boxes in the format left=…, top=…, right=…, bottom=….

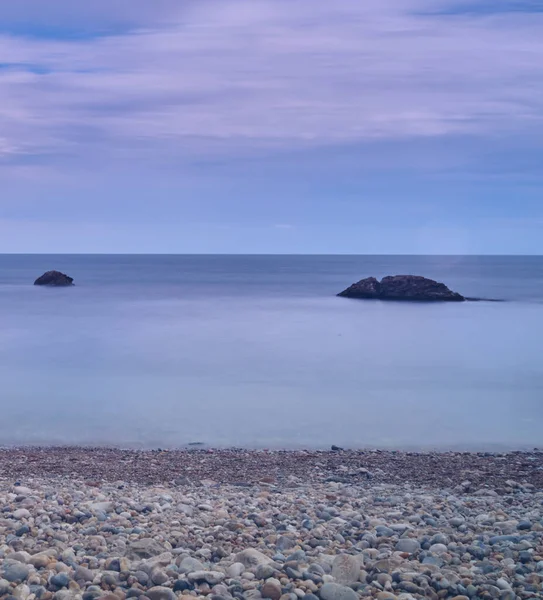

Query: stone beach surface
left=0, top=448, right=542, bottom=600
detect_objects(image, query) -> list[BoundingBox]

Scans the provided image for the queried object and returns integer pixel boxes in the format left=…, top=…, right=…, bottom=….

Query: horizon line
left=1, top=252, right=542, bottom=257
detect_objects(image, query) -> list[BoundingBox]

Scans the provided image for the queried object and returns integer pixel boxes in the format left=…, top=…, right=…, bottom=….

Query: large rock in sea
left=34, top=271, right=74, bottom=286
left=338, top=275, right=464, bottom=302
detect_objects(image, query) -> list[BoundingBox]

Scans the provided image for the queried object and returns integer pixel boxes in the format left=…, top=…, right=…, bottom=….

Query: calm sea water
left=0, top=254, right=542, bottom=450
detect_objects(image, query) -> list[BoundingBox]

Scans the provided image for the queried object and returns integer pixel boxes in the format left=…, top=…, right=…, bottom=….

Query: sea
left=0, top=254, right=541, bottom=450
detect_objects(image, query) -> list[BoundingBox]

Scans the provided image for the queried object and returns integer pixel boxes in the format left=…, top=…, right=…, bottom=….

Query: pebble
left=12, top=509, right=31, bottom=520
left=428, top=543, right=448, bottom=555
left=319, top=583, right=359, bottom=600
left=394, top=539, right=420, bottom=554
left=331, top=555, right=360, bottom=585
left=179, top=557, right=204, bottom=574
left=261, top=581, right=282, bottom=600
left=3, top=563, right=30, bottom=583
left=49, top=573, right=70, bottom=588
left=236, top=549, right=273, bottom=569
left=145, top=587, right=177, bottom=600
left=187, top=571, right=226, bottom=585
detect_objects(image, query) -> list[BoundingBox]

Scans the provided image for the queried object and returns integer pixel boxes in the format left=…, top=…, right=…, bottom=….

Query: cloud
left=0, top=0, right=542, bottom=168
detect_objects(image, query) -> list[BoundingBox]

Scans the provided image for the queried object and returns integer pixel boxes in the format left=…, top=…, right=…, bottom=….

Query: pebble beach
left=0, top=448, right=542, bottom=600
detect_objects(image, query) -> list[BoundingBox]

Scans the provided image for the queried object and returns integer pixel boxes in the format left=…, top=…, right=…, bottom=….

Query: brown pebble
left=261, top=582, right=282, bottom=600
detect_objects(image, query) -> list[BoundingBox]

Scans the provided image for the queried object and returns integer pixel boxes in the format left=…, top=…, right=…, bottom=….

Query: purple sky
left=1, top=0, right=542, bottom=253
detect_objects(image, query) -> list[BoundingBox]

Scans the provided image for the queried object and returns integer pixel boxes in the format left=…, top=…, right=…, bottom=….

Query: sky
left=0, top=0, right=542, bottom=254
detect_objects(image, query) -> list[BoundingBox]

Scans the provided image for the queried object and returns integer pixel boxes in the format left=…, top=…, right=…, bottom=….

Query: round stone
left=50, top=573, right=70, bottom=588
left=146, top=587, right=177, bottom=600
left=3, top=563, right=30, bottom=583
left=319, top=583, right=358, bottom=600
left=179, top=558, right=205, bottom=574
left=429, top=544, right=448, bottom=555
left=395, top=539, right=421, bottom=554
left=261, top=582, right=282, bottom=600
left=256, top=564, right=276, bottom=580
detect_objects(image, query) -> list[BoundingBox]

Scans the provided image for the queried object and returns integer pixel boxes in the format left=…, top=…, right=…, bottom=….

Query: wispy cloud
left=0, top=0, right=542, bottom=168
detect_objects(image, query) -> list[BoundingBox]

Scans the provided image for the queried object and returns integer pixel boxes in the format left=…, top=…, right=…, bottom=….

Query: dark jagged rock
left=337, top=276, right=380, bottom=299
left=379, top=275, right=464, bottom=301
left=338, top=275, right=464, bottom=302
left=34, top=270, right=74, bottom=286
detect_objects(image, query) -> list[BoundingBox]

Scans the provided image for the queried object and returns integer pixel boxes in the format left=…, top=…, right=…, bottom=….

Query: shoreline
left=1, top=446, right=542, bottom=490
left=0, top=447, right=541, bottom=600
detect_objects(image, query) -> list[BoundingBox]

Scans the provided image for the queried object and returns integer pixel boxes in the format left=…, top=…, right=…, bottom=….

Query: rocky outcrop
left=34, top=271, right=74, bottom=286
left=338, top=275, right=464, bottom=301
left=337, top=276, right=380, bottom=299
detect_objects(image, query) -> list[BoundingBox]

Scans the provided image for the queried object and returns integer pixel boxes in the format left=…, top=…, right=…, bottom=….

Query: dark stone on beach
left=467, top=545, right=487, bottom=560
left=50, top=573, right=71, bottom=588
left=34, top=270, right=74, bottom=286
left=338, top=275, right=465, bottom=302
left=173, top=580, right=193, bottom=593
left=15, top=525, right=30, bottom=536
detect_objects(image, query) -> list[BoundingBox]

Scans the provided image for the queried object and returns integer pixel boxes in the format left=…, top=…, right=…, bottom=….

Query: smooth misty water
left=0, top=254, right=542, bottom=450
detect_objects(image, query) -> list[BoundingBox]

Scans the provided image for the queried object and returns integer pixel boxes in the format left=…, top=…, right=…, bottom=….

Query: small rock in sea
left=331, top=445, right=344, bottom=451
left=33, top=271, right=74, bottom=286
left=337, top=274, right=465, bottom=301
